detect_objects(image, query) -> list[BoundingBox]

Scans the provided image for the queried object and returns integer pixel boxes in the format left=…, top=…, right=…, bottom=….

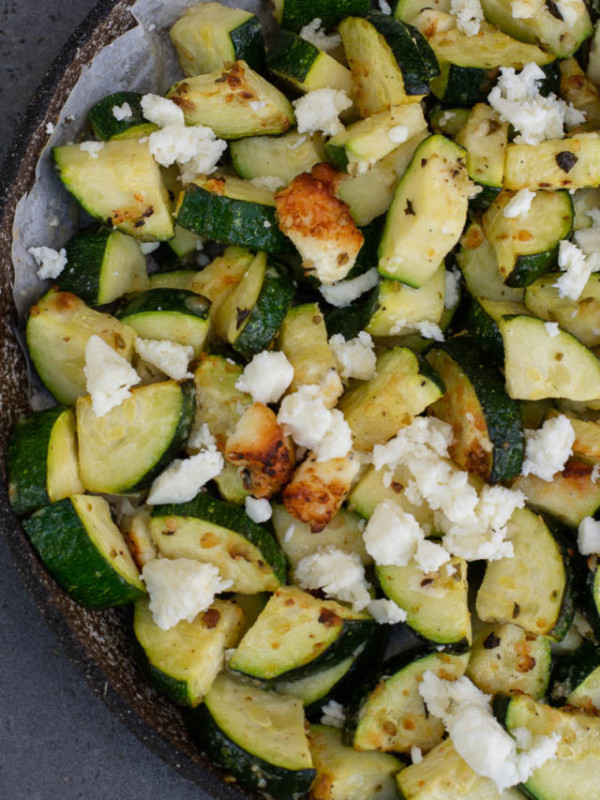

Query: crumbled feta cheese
left=263, top=220, right=272, bottom=228
left=555, top=0, right=581, bottom=26
left=544, top=321, right=560, bottom=337
left=414, top=538, right=451, bottom=573
left=554, top=239, right=600, bottom=301
left=299, top=18, right=342, bottom=51
left=389, top=318, right=445, bottom=341
left=363, top=500, right=424, bottom=567
left=488, top=63, right=586, bottom=145
left=511, top=0, right=538, bottom=18
left=578, top=516, right=600, bottom=555
left=450, top=0, right=484, bottom=35
left=148, top=123, right=227, bottom=181
left=142, top=558, right=232, bottom=630
left=293, top=89, right=352, bottom=137
left=187, top=422, right=217, bottom=453
left=378, top=0, right=392, bottom=12
left=319, top=268, right=379, bottom=308
left=79, top=141, right=105, bottom=158
left=411, top=746, right=423, bottom=764
left=84, top=335, right=141, bottom=417
left=139, top=241, right=161, bottom=254
left=147, top=450, right=224, bottom=504
left=388, top=124, right=410, bottom=144
left=45, top=122, right=55, bottom=135
left=250, top=175, right=286, bottom=192
left=134, top=337, right=193, bottom=381
left=28, top=245, right=68, bottom=280
left=244, top=496, right=272, bottom=524
left=315, top=409, right=353, bottom=461
left=294, top=545, right=371, bottom=611
left=419, top=672, right=560, bottom=792
left=445, top=269, right=461, bottom=309
left=141, top=93, right=185, bottom=127
left=372, top=417, right=454, bottom=470
left=367, top=597, right=407, bottom=624
left=112, top=102, right=133, bottom=121
left=329, top=331, right=376, bottom=380
left=277, top=384, right=332, bottom=450
left=503, top=188, right=535, bottom=218
left=235, top=350, right=294, bottom=405
left=522, top=415, right=575, bottom=481
left=438, top=110, right=456, bottom=126
left=592, top=463, right=600, bottom=483
left=320, top=700, right=346, bottom=728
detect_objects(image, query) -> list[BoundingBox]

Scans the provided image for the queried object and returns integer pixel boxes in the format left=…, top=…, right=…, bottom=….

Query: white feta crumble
left=148, top=123, right=227, bottom=181
left=139, top=241, right=161, bottom=255
left=294, top=545, right=372, bottom=611
left=84, top=335, right=141, bottom=417
left=592, top=463, right=600, bottom=483
left=263, top=220, right=272, bottom=228
left=378, top=0, right=392, bottom=12
left=134, top=337, right=193, bottom=381
left=388, top=124, right=410, bottom=144
left=544, top=321, right=560, bottom=337
left=503, top=188, right=535, bottom=218
left=45, top=121, right=55, bottom=135
left=367, top=597, right=407, bottom=624
left=235, top=350, right=294, bottom=405
left=277, top=384, right=332, bottom=450
left=389, top=318, right=445, bottom=342
left=320, top=700, right=346, bottom=728
left=578, top=516, right=600, bottom=555
left=419, top=672, right=560, bottom=792
left=112, top=102, right=133, bottom=121
left=141, top=93, right=185, bottom=127
left=142, top=558, right=232, bottom=630
left=79, top=141, right=105, bottom=158
left=329, top=331, right=376, bottom=380
left=315, top=410, right=353, bottom=461
left=363, top=500, right=424, bottom=567
left=450, top=0, right=484, bottom=36
left=319, top=267, right=379, bottom=308
left=414, top=538, right=451, bottom=573
left=147, top=450, right=225, bottom=505
left=250, top=175, right=286, bottom=192
left=293, top=89, right=352, bottom=137
left=445, top=269, right=461, bottom=308
left=438, top=110, right=457, bottom=126
left=488, top=63, right=586, bottom=145
left=187, top=422, right=217, bottom=453
left=411, top=746, right=423, bottom=765
left=554, top=239, right=600, bottom=301
left=521, top=415, right=575, bottom=481
left=298, top=18, right=342, bottom=52
left=244, top=496, right=272, bottom=524
left=28, top=245, right=68, bottom=280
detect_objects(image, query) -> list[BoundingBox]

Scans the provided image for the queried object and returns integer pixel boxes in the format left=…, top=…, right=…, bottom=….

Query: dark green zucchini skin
left=151, top=492, right=288, bottom=585
left=549, top=638, right=600, bottom=707
left=504, top=248, right=559, bottom=288
left=367, top=12, right=438, bottom=95
left=469, top=184, right=502, bottom=212
left=467, top=299, right=505, bottom=363
left=6, top=406, right=65, bottom=516
left=87, top=91, right=151, bottom=140
left=323, top=287, right=380, bottom=340
left=542, top=514, right=577, bottom=642
left=267, top=29, right=320, bottom=83
left=117, top=287, right=210, bottom=320
left=574, top=549, right=600, bottom=642
left=184, top=704, right=316, bottom=800
left=230, top=15, right=266, bottom=72
left=58, top=227, right=114, bottom=304
left=434, top=64, right=500, bottom=107
left=346, top=216, right=385, bottom=280
left=277, top=0, right=370, bottom=32
left=176, top=184, right=294, bottom=254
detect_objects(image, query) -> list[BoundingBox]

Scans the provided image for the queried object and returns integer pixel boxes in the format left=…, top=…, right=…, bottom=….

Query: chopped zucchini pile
left=13, top=0, right=600, bottom=797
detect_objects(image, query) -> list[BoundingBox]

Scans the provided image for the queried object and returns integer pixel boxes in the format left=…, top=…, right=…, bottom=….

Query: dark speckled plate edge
left=0, top=3, right=260, bottom=799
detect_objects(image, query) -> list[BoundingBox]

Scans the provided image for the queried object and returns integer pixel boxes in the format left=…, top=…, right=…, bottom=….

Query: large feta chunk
left=363, top=500, right=424, bottom=567
left=294, top=545, right=371, bottom=611
left=148, top=123, right=227, bottom=182
left=298, top=18, right=341, bottom=51
left=147, top=450, right=224, bottom=505
left=134, top=337, right=193, bottom=381
left=367, top=597, right=408, bottom=624
left=84, top=334, right=141, bottom=417
left=293, top=89, right=352, bottom=137
left=235, top=350, right=294, bottom=405
left=329, top=331, right=377, bottom=380
left=555, top=239, right=600, bottom=301
left=521, top=414, right=575, bottom=481
left=578, top=516, right=600, bottom=555
left=244, top=496, right=272, bottom=524
left=141, top=94, right=185, bottom=127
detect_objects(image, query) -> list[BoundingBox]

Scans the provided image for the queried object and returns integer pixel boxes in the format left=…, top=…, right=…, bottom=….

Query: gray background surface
left=0, top=3, right=210, bottom=798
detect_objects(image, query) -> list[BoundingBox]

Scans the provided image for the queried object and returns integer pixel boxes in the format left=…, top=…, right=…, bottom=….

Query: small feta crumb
left=414, top=538, right=451, bottom=573
left=299, top=18, right=342, bottom=51
left=321, top=700, right=346, bottom=728
left=263, top=220, right=272, bottom=228
left=134, top=337, right=193, bottom=381
left=147, top=450, right=224, bottom=504
left=555, top=239, right=600, bottom=302
left=411, top=746, right=423, bottom=765
left=388, top=124, right=409, bottom=144
left=319, top=267, right=379, bottom=308
left=592, top=463, right=600, bottom=483
left=235, top=350, right=294, bottom=405
left=293, top=89, right=352, bottom=137
left=522, top=415, right=575, bottom=481
left=378, top=0, right=393, bottom=12
left=79, top=141, right=105, bottom=158
left=45, top=122, right=55, bottom=135
left=112, top=102, right=133, bottom=121
left=329, top=331, right=376, bottom=380
left=250, top=175, right=286, bottom=192
left=445, top=269, right=461, bottom=308
left=544, top=321, right=560, bottom=338
left=389, top=318, right=445, bottom=341
left=142, top=558, right=232, bottom=630
left=450, top=0, right=484, bottom=35
left=141, top=94, right=184, bottom=127
left=295, top=545, right=371, bottom=611
left=244, top=496, right=272, bottom=524
left=148, top=123, right=227, bottom=181
left=84, top=335, right=141, bottom=418
left=503, top=188, right=535, bottom=218
left=187, top=422, right=217, bottom=453
left=578, top=516, right=600, bottom=555
left=363, top=500, right=424, bottom=567
left=367, top=597, right=407, bottom=624
left=139, top=241, right=161, bottom=255
left=28, top=245, right=68, bottom=280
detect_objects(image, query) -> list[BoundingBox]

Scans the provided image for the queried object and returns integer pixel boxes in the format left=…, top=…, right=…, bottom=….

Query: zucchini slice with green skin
left=496, top=693, right=600, bottom=800
left=397, top=737, right=525, bottom=800
left=456, top=222, right=525, bottom=303
left=524, top=273, right=600, bottom=349
left=87, top=91, right=155, bottom=141
left=77, top=379, right=195, bottom=494
left=347, top=464, right=436, bottom=530
left=191, top=353, right=252, bottom=445
left=230, top=131, right=327, bottom=185
left=26, top=289, right=137, bottom=406
left=500, top=314, right=600, bottom=401
left=323, top=286, right=380, bottom=341
left=23, top=494, right=145, bottom=608
left=53, top=139, right=174, bottom=241
left=339, top=347, right=445, bottom=451
left=467, top=297, right=528, bottom=363
left=229, top=585, right=375, bottom=682
left=133, top=597, right=245, bottom=707
left=309, top=725, right=403, bottom=800
left=476, top=507, right=574, bottom=641
left=481, top=189, right=573, bottom=287
left=153, top=225, right=204, bottom=271
left=274, top=654, right=358, bottom=707
left=148, top=270, right=197, bottom=291
left=426, top=336, right=525, bottom=483
left=466, top=622, right=552, bottom=700
left=271, top=0, right=370, bottom=31
left=186, top=672, right=315, bottom=800
left=176, top=176, right=293, bottom=254
left=550, top=638, right=600, bottom=711
left=267, top=29, right=354, bottom=97
left=504, top=134, right=600, bottom=191
left=116, top=288, right=210, bottom=357
left=58, top=228, right=149, bottom=306
left=169, top=2, right=265, bottom=76
left=575, top=552, right=600, bottom=642
left=344, top=648, right=470, bottom=753
left=167, top=61, right=294, bottom=139
left=454, top=103, right=508, bottom=194
left=7, top=406, right=83, bottom=516
left=150, top=492, right=287, bottom=593
left=377, top=134, right=470, bottom=287
left=377, top=558, right=471, bottom=647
